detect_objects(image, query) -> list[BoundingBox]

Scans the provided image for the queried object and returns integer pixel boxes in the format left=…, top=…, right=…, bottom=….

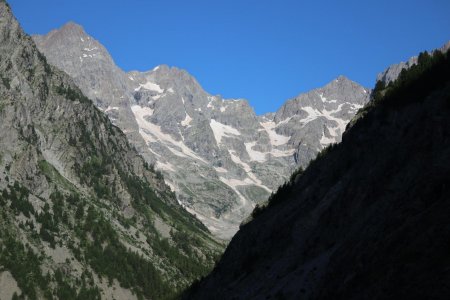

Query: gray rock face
left=33, top=24, right=370, bottom=239
left=0, top=3, right=222, bottom=298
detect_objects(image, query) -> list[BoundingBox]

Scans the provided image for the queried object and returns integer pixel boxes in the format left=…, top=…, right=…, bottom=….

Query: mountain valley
left=1, top=0, right=450, bottom=299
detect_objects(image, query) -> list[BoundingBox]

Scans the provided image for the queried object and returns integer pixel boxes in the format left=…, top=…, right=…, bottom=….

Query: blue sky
left=8, top=0, right=450, bottom=114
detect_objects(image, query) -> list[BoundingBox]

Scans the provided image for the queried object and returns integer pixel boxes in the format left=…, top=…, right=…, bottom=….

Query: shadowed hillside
left=185, top=46, right=450, bottom=299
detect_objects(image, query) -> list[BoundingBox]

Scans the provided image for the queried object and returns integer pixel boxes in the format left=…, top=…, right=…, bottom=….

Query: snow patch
left=214, top=167, right=228, bottom=173
left=181, top=113, right=193, bottom=127
left=319, top=93, right=338, bottom=103
left=319, top=93, right=326, bottom=102
left=210, top=119, right=241, bottom=145
left=135, top=82, right=164, bottom=93
left=245, top=142, right=267, bottom=162
left=82, top=53, right=96, bottom=58
left=131, top=105, right=206, bottom=163
left=228, top=150, right=251, bottom=173
left=218, top=177, right=249, bottom=207
left=299, top=104, right=348, bottom=143
left=156, top=161, right=176, bottom=172
left=299, top=106, right=322, bottom=124
left=351, top=103, right=364, bottom=110
left=270, top=148, right=296, bottom=157
left=320, top=132, right=335, bottom=146
left=260, top=121, right=291, bottom=146
left=105, top=106, right=119, bottom=112
left=277, top=116, right=293, bottom=125
left=228, top=150, right=271, bottom=192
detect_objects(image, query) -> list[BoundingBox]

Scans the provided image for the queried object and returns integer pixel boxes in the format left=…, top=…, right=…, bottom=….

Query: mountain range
left=33, top=22, right=370, bottom=239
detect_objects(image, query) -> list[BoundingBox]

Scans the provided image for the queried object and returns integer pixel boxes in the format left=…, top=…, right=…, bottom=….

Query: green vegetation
left=0, top=234, right=50, bottom=300
left=38, top=160, right=75, bottom=191
left=372, top=49, right=450, bottom=107
left=0, top=7, right=224, bottom=298
left=74, top=206, right=172, bottom=300
left=5, top=182, right=35, bottom=218
left=0, top=183, right=101, bottom=299
left=55, top=84, right=89, bottom=104
left=1, top=76, right=10, bottom=89
left=120, top=171, right=210, bottom=236
left=81, top=155, right=111, bottom=199
left=266, top=166, right=305, bottom=209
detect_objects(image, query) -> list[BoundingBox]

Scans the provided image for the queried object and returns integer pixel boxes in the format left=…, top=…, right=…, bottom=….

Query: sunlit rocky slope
left=0, top=2, right=222, bottom=299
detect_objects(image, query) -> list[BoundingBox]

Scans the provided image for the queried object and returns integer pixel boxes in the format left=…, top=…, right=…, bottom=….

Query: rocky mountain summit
left=0, top=2, right=222, bottom=299
left=186, top=43, right=450, bottom=299
left=33, top=23, right=370, bottom=239
left=377, top=41, right=450, bottom=84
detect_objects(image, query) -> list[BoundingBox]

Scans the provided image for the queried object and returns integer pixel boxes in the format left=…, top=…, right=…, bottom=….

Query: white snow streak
left=210, top=119, right=241, bottom=145
left=228, top=150, right=271, bottom=192
left=181, top=113, right=193, bottom=127
left=214, top=167, right=228, bottom=173
left=135, top=82, right=164, bottom=93
left=156, top=161, right=176, bottom=172
left=244, top=142, right=267, bottom=162
left=260, top=121, right=291, bottom=146
left=131, top=105, right=207, bottom=163
left=105, top=106, right=119, bottom=112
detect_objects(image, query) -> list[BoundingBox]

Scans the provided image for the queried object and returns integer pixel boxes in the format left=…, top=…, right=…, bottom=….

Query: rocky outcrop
left=377, top=41, right=450, bottom=84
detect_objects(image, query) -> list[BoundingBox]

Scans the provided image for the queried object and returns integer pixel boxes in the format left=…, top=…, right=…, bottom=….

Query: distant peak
left=58, top=21, right=87, bottom=36
left=439, top=40, right=450, bottom=53
left=323, top=75, right=368, bottom=91
left=335, top=75, right=350, bottom=82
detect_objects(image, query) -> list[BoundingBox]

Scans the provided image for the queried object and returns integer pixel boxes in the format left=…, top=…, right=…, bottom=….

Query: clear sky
left=8, top=0, right=450, bottom=115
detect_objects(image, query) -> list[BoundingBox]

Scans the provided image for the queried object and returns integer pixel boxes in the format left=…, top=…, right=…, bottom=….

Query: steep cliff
left=0, top=2, right=222, bottom=299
